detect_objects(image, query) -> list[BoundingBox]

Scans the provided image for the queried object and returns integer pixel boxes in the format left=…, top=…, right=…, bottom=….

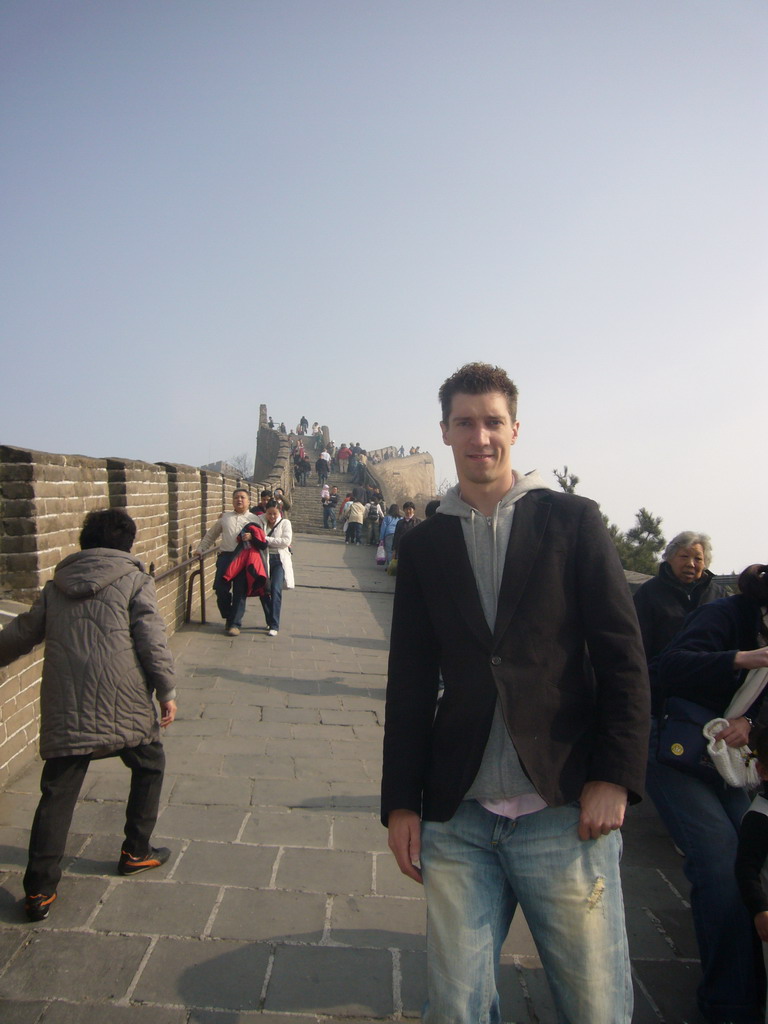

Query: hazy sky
left=2, top=1, right=765, bottom=572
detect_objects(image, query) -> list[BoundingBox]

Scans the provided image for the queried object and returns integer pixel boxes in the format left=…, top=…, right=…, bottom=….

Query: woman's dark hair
left=79, top=508, right=136, bottom=552
left=388, top=504, right=400, bottom=517
left=738, top=564, right=768, bottom=604
left=738, top=564, right=768, bottom=643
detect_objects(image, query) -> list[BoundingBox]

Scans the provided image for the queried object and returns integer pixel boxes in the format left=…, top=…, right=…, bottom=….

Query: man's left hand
left=577, top=781, right=628, bottom=841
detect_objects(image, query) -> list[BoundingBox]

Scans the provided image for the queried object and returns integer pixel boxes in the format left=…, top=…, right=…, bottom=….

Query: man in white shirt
left=195, top=489, right=260, bottom=636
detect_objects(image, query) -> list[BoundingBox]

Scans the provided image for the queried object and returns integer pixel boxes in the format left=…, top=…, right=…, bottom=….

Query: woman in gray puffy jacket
left=0, top=508, right=177, bottom=921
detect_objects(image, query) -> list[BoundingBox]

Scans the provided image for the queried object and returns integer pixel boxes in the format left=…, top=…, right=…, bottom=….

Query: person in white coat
left=259, top=503, right=295, bottom=636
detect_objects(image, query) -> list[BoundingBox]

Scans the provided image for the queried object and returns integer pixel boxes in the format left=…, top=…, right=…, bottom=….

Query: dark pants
left=214, top=550, right=248, bottom=628
left=24, top=742, right=166, bottom=896
left=260, top=555, right=285, bottom=630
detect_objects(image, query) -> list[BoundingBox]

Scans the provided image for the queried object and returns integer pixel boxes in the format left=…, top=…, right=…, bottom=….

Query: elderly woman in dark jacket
left=634, top=531, right=729, bottom=663
left=645, top=564, right=768, bottom=1024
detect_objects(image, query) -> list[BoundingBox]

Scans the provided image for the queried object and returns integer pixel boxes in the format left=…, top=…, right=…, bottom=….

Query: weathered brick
left=5, top=705, right=37, bottom=737
left=1, top=517, right=37, bottom=536
left=0, top=726, right=36, bottom=772
left=2, top=552, right=39, bottom=572
left=1, top=481, right=35, bottom=499
left=0, top=534, right=38, bottom=554
left=2, top=499, right=36, bottom=517
left=0, top=675, right=21, bottom=703
left=0, top=445, right=35, bottom=464
left=0, top=462, right=34, bottom=482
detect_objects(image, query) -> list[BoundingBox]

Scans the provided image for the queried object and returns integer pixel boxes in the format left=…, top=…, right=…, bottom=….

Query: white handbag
left=702, top=666, right=768, bottom=788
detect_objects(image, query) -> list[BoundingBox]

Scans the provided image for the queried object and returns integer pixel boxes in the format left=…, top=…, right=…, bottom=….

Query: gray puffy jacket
left=0, top=548, right=176, bottom=759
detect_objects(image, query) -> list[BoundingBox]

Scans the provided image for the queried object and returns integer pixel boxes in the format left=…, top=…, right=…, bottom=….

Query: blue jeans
left=323, top=505, right=336, bottom=529
left=645, top=719, right=765, bottom=1023
left=420, top=799, right=632, bottom=1024
left=260, top=556, right=284, bottom=630
left=214, top=551, right=248, bottom=628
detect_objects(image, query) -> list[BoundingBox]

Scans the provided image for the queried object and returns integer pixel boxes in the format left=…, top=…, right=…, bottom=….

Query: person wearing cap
left=392, top=501, right=421, bottom=560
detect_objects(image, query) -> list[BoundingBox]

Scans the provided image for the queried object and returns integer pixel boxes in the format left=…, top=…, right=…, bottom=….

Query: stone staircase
left=287, top=469, right=349, bottom=536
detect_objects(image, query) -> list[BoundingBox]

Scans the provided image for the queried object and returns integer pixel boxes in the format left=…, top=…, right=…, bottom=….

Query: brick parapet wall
left=1, top=446, right=110, bottom=603
left=107, top=458, right=169, bottom=572
left=0, top=444, right=272, bottom=787
left=0, top=645, right=44, bottom=788
left=157, top=463, right=202, bottom=564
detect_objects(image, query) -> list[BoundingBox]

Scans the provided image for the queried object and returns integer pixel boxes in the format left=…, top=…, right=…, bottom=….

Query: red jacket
left=223, top=524, right=268, bottom=596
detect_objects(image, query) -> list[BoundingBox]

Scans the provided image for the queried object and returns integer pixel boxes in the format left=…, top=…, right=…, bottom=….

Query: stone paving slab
left=240, top=809, right=333, bottom=848
left=264, top=945, right=394, bottom=1016
left=0, top=931, right=150, bottom=1001
left=42, top=1006, right=187, bottom=1024
left=132, top=937, right=270, bottom=1010
left=92, top=878, right=219, bottom=935
left=0, top=534, right=706, bottom=1021
left=210, top=887, right=328, bottom=942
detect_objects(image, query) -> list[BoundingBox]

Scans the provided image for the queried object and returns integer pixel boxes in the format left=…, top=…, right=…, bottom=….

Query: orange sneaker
left=118, top=847, right=170, bottom=875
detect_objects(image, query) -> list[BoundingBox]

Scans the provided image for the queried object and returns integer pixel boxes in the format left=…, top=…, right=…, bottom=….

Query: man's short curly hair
left=79, top=508, right=136, bottom=552
left=438, top=362, right=518, bottom=423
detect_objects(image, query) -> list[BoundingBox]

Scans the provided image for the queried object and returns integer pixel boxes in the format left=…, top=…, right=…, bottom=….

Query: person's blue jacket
left=654, top=594, right=764, bottom=718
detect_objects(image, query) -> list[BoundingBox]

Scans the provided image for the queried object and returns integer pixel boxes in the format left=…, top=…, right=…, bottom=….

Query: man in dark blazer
left=381, top=362, right=650, bottom=1024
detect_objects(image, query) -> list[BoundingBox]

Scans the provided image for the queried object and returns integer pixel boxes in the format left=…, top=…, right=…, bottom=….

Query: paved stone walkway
left=0, top=534, right=706, bottom=1022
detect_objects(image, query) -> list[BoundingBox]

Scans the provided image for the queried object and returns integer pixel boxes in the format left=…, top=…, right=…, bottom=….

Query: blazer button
left=491, top=655, right=501, bottom=666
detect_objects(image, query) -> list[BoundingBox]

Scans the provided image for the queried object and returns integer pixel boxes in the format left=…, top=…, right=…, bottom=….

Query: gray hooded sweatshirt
left=0, top=548, right=176, bottom=759
left=437, top=471, right=549, bottom=802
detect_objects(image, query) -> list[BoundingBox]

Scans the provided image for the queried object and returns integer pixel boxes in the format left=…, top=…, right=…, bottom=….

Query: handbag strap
left=724, top=665, right=768, bottom=718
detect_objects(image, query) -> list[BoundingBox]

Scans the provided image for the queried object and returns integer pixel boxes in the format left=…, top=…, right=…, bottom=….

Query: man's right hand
left=388, top=808, right=423, bottom=884
left=159, top=700, right=177, bottom=728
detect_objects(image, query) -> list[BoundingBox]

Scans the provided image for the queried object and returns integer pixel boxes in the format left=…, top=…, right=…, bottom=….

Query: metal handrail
left=149, top=548, right=212, bottom=624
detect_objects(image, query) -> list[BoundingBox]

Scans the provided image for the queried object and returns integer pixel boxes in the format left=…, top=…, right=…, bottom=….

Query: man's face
left=440, top=391, right=519, bottom=488
left=403, top=506, right=415, bottom=519
left=668, top=544, right=706, bottom=584
left=232, top=491, right=249, bottom=513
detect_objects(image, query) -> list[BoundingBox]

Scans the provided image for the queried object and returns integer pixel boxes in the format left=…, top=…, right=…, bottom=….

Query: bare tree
left=228, top=452, right=254, bottom=480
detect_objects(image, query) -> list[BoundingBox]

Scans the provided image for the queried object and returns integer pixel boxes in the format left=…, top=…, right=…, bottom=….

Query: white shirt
left=196, top=510, right=260, bottom=554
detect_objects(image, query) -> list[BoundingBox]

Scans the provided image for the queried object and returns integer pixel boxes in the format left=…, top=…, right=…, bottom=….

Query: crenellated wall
left=0, top=444, right=271, bottom=786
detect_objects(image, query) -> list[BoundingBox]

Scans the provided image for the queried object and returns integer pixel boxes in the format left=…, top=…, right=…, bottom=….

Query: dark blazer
left=381, top=488, right=650, bottom=825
